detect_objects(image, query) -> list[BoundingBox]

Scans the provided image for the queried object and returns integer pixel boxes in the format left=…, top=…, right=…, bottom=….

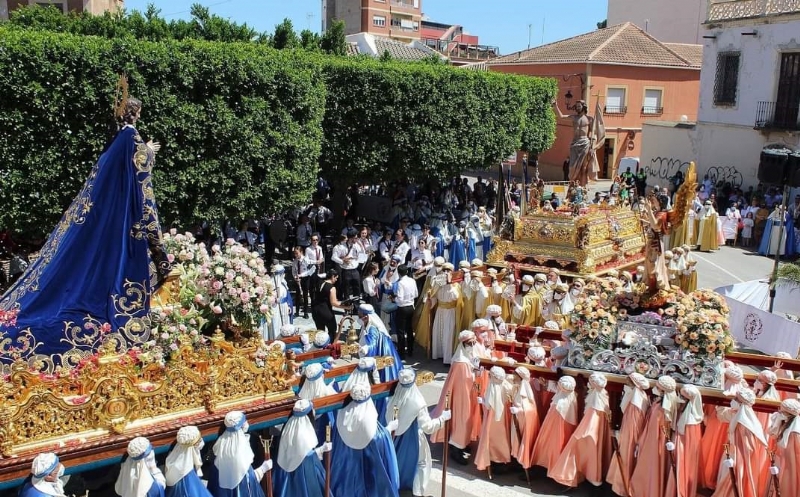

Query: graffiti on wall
left=645, top=157, right=744, bottom=189
left=705, top=166, right=743, bottom=189
left=644, top=157, right=690, bottom=182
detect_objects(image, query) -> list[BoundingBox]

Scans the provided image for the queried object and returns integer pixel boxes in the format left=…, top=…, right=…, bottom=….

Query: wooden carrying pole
left=324, top=425, right=332, bottom=497
left=259, top=436, right=274, bottom=497
left=441, top=393, right=450, bottom=496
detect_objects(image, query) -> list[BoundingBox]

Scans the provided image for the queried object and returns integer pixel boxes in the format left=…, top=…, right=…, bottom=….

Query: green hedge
left=0, top=26, right=557, bottom=238
left=0, top=28, right=325, bottom=237
left=320, top=58, right=557, bottom=184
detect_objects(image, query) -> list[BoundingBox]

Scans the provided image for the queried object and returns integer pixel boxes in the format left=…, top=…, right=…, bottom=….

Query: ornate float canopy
left=487, top=205, right=646, bottom=276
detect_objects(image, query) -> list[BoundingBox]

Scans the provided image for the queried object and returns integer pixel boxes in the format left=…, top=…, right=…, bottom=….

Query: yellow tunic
left=512, top=290, right=543, bottom=328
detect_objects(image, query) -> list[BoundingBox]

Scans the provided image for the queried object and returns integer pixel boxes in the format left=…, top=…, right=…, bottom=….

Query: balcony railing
left=390, top=0, right=417, bottom=11
left=754, top=101, right=800, bottom=130
left=421, top=38, right=500, bottom=61
left=707, top=0, right=800, bottom=23
left=641, top=106, right=664, bottom=115
left=604, top=106, right=627, bottom=115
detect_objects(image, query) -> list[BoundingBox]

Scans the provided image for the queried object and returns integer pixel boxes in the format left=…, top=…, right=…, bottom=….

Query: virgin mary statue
left=0, top=91, right=171, bottom=371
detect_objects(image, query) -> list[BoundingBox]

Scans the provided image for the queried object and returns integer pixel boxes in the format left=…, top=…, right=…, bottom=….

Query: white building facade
left=641, top=0, right=800, bottom=189
left=607, top=0, right=706, bottom=44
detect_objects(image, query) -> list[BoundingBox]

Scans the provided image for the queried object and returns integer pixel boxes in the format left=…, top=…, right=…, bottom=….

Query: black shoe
left=449, top=446, right=469, bottom=465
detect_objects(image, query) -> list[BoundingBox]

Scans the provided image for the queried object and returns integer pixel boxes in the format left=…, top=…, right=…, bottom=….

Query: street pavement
left=286, top=242, right=775, bottom=497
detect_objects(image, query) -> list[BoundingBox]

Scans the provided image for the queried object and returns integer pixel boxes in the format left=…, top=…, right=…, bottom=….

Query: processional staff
left=441, top=393, right=451, bottom=497
left=324, top=425, right=332, bottom=497
left=723, top=443, right=741, bottom=497
left=259, top=435, right=274, bottom=497
left=607, top=412, right=632, bottom=497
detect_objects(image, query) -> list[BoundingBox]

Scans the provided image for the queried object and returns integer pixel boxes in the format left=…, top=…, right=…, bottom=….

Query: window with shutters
left=774, top=52, right=800, bottom=129
left=605, top=87, right=627, bottom=114
left=714, top=52, right=740, bottom=106
left=642, top=88, right=663, bottom=115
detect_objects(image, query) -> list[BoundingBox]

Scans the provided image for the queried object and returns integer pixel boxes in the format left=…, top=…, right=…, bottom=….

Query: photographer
left=310, top=269, right=351, bottom=336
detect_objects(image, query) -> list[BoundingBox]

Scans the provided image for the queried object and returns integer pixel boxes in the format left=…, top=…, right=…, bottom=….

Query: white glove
left=476, top=397, right=484, bottom=405
left=386, top=420, right=399, bottom=433
left=260, top=460, right=273, bottom=473
left=326, top=356, right=335, bottom=365
left=507, top=333, right=516, bottom=342
left=359, top=345, right=370, bottom=357
left=665, top=441, right=675, bottom=452
left=303, top=343, right=312, bottom=352
left=770, top=466, right=780, bottom=475
left=440, top=410, right=452, bottom=421
left=300, top=333, right=309, bottom=345
left=314, top=442, right=333, bottom=459
left=722, top=458, right=734, bottom=469
left=509, top=406, right=520, bottom=415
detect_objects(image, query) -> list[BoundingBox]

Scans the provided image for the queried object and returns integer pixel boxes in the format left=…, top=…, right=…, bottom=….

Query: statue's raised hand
left=147, top=140, right=161, bottom=154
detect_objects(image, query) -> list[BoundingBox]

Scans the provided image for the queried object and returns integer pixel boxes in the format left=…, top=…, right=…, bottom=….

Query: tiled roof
left=489, top=22, right=701, bottom=69
left=663, top=43, right=704, bottom=68
left=346, top=42, right=360, bottom=56
left=373, top=37, right=436, bottom=61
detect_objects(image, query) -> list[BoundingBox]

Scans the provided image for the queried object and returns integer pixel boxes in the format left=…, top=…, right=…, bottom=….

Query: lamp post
left=564, top=90, right=574, bottom=110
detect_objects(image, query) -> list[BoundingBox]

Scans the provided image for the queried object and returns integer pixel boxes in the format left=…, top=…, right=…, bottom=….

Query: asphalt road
left=288, top=243, right=776, bottom=497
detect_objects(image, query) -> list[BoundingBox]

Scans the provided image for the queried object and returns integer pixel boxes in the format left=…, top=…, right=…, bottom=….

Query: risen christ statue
left=553, top=99, right=599, bottom=186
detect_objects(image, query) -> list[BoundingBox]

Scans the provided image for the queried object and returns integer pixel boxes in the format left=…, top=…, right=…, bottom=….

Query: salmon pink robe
left=776, top=420, right=800, bottom=496
left=700, top=373, right=746, bottom=490
left=710, top=404, right=769, bottom=497
left=665, top=385, right=704, bottom=497
left=629, top=389, right=680, bottom=497
left=474, top=374, right=512, bottom=471
left=548, top=382, right=612, bottom=487
left=530, top=382, right=577, bottom=471
left=511, top=377, right=540, bottom=469
left=430, top=347, right=481, bottom=450
left=606, top=384, right=650, bottom=496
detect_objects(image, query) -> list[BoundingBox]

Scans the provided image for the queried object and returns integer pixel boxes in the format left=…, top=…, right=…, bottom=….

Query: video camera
left=340, top=295, right=363, bottom=316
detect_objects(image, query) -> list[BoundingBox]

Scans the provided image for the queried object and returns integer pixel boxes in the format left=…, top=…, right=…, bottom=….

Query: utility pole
left=541, top=16, right=545, bottom=45
left=527, top=23, right=532, bottom=49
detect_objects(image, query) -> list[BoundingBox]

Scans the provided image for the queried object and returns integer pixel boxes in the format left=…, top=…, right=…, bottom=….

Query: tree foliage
left=0, top=28, right=325, bottom=237
left=319, top=58, right=558, bottom=186
left=0, top=9, right=557, bottom=238
left=319, top=20, right=347, bottom=56
left=5, top=3, right=265, bottom=42
left=272, top=18, right=299, bottom=50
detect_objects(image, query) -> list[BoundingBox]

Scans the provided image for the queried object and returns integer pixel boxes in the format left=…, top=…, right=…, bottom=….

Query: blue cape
left=0, top=126, right=170, bottom=369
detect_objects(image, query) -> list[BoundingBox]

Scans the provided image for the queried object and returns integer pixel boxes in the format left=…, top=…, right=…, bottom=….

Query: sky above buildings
left=124, top=0, right=609, bottom=54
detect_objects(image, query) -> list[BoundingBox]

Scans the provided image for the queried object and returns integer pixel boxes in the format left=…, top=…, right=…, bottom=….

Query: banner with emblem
left=722, top=296, right=800, bottom=356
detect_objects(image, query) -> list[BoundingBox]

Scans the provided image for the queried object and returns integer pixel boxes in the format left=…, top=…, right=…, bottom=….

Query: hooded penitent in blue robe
left=758, top=211, right=797, bottom=257
left=393, top=418, right=420, bottom=492
left=0, top=125, right=170, bottom=369
left=272, top=451, right=331, bottom=497
left=166, top=472, right=212, bottom=497
left=206, top=467, right=264, bottom=497
left=330, top=398, right=399, bottom=497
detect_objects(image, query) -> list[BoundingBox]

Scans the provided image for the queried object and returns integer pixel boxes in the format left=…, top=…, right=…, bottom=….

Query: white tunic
left=430, top=283, right=460, bottom=364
